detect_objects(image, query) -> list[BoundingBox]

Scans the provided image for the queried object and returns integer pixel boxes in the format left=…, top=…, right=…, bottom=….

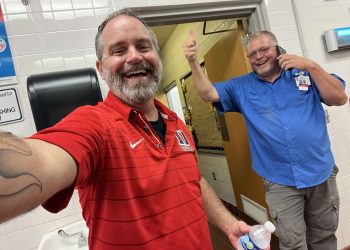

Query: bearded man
left=0, top=9, right=255, bottom=250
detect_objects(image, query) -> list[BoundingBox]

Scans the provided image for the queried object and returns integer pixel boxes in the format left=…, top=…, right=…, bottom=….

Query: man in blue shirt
left=183, top=30, right=348, bottom=250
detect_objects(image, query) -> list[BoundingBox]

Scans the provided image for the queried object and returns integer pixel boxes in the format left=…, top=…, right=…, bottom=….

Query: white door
left=165, top=84, right=186, bottom=123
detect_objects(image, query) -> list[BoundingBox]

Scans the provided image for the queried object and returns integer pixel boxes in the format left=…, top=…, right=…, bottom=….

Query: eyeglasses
left=246, top=45, right=276, bottom=59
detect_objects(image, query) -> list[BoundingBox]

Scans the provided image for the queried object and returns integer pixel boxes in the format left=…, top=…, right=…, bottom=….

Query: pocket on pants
left=265, top=188, right=290, bottom=244
left=317, top=175, right=340, bottom=231
left=269, top=206, right=307, bottom=247
left=269, top=209, right=289, bottom=243
left=263, top=178, right=273, bottom=192
left=329, top=165, right=340, bottom=231
left=265, top=183, right=306, bottom=247
left=332, top=164, right=339, bottom=176
left=318, top=195, right=339, bottom=231
left=330, top=195, right=340, bottom=231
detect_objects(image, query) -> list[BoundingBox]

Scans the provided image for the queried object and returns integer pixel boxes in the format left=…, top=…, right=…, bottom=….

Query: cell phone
left=276, top=46, right=286, bottom=55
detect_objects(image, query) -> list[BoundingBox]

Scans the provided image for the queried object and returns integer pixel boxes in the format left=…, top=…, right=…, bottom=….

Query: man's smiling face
left=247, top=35, right=280, bottom=81
left=97, top=15, right=162, bottom=105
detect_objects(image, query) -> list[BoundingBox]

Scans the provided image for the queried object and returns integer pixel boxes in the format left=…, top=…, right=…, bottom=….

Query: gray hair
left=247, top=30, right=278, bottom=44
left=95, top=8, right=160, bottom=61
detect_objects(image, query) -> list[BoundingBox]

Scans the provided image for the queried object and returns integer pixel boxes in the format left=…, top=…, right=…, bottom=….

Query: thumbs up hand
left=183, top=29, right=198, bottom=63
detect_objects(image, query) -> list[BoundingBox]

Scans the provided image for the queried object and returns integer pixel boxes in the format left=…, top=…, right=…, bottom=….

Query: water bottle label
left=239, top=234, right=261, bottom=250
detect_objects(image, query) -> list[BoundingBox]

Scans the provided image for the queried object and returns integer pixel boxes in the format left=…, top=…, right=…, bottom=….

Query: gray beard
left=103, top=61, right=162, bottom=106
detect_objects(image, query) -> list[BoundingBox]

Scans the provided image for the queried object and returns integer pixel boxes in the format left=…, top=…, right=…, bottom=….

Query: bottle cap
left=264, top=221, right=276, bottom=233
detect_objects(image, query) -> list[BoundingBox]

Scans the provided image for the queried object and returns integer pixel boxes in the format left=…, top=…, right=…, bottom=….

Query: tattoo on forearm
left=0, top=132, right=42, bottom=198
left=0, top=172, right=42, bottom=197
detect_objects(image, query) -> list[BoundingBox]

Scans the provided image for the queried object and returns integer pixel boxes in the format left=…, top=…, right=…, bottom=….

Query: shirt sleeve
left=331, top=73, right=346, bottom=88
left=313, top=73, right=346, bottom=105
left=213, top=79, right=240, bottom=113
left=30, top=106, right=105, bottom=213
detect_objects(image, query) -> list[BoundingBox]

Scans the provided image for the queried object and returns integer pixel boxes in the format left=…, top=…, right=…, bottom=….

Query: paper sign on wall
left=0, top=88, right=23, bottom=125
left=0, top=4, right=16, bottom=85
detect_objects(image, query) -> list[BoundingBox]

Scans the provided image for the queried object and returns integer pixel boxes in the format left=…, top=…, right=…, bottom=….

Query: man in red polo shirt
left=0, top=9, right=254, bottom=250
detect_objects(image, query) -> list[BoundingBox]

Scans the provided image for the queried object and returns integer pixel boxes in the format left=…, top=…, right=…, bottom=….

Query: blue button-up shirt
left=214, top=69, right=346, bottom=188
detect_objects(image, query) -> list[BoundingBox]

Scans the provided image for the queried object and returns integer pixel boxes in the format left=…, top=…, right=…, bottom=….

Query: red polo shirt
left=31, top=92, right=212, bottom=250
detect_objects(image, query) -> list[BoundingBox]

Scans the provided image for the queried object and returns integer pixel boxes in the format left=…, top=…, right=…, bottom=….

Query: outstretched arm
left=183, top=30, right=220, bottom=102
left=199, top=177, right=250, bottom=249
left=278, top=54, right=348, bottom=105
left=0, top=132, right=77, bottom=223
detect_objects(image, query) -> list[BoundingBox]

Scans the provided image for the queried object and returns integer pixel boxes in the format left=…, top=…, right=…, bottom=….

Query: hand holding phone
left=276, top=46, right=286, bottom=55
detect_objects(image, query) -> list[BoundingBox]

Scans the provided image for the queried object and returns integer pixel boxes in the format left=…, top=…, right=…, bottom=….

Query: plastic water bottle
left=237, top=221, right=276, bottom=250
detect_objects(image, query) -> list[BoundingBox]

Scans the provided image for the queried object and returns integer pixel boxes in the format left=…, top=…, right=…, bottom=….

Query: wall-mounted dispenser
left=324, top=27, right=350, bottom=52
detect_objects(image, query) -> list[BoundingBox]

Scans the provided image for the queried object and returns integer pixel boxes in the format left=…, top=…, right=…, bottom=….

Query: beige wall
left=158, top=20, right=240, bottom=106
left=157, top=19, right=242, bottom=210
left=155, top=92, right=169, bottom=106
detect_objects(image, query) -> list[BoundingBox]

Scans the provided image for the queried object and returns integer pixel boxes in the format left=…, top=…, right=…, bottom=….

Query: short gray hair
left=247, top=30, right=278, bottom=45
left=95, top=8, right=160, bottom=61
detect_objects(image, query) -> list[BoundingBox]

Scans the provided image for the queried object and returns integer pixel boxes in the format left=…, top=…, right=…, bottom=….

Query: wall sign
left=0, top=4, right=16, bottom=85
left=0, top=88, right=23, bottom=125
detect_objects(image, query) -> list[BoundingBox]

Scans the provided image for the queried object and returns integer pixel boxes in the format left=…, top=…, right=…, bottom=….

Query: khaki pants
left=263, top=166, right=339, bottom=250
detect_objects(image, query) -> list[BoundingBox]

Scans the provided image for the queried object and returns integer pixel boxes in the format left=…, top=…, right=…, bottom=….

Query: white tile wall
left=31, top=12, right=56, bottom=33
left=74, top=9, right=97, bottom=29
left=0, top=0, right=349, bottom=249
left=92, top=0, right=113, bottom=9
left=28, top=0, right=51, bottom=12
left=72, top=0, right=93, bottom=9
left=3, top=0, right=28, bottom=14
left=53, top=11, right=77, bottom=31
left=50, top=0, right=73, bottom=11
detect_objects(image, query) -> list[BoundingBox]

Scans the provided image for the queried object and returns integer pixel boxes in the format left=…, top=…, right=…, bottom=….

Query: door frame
left=133, top=1, right=270, bottom=32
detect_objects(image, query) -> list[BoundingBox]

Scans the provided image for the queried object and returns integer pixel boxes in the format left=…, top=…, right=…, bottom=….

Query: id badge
left=295, top=75, right=311, bottom=91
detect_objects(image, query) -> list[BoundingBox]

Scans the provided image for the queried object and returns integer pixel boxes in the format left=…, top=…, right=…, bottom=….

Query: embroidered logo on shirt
left=175, top=130, right=194, bottom=152
left=129, top=138, right=144, bottom=149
